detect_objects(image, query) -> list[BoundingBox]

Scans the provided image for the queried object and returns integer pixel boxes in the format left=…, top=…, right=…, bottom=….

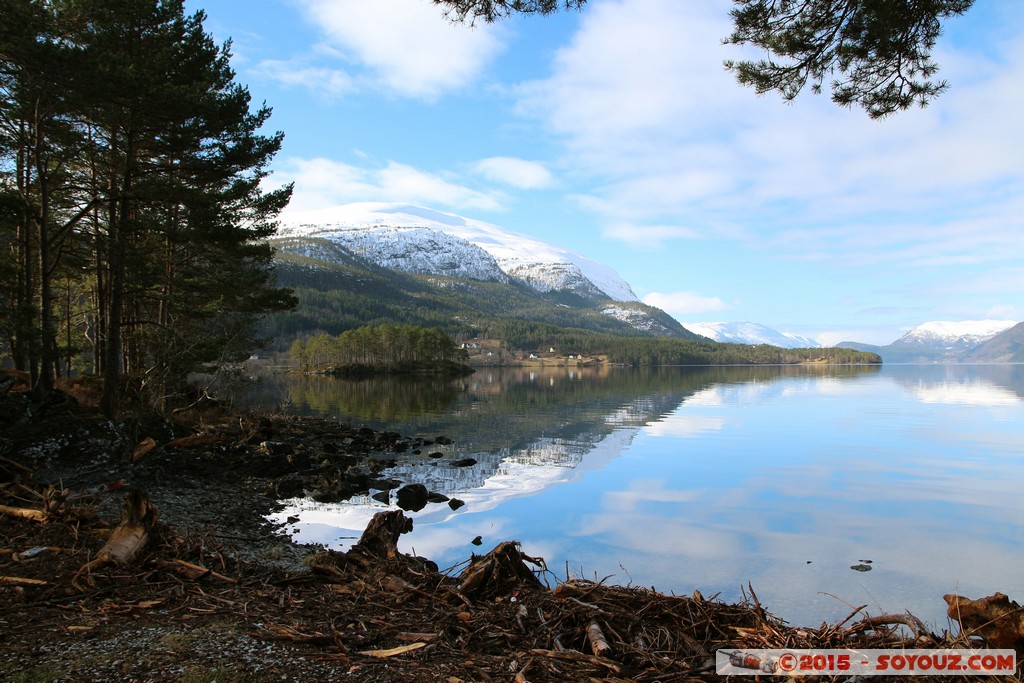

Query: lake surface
left=247, top=363, right=1024, bottom=629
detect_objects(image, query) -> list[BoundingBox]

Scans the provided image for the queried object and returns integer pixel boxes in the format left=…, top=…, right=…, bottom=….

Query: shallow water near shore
left=246, top=363, right=1024, bottom=629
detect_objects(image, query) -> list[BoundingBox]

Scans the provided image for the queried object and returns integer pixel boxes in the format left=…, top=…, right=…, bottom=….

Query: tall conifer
left=0, top=0, right=294, bottom=415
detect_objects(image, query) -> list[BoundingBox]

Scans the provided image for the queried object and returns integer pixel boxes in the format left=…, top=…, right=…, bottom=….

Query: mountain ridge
left=279, top=202, right=639, bottom=303
left=681, top=321, right=820, bottom=349
left=264, top=235, right=694, bottom=350
left=838, top=319, right=1019, bottom=363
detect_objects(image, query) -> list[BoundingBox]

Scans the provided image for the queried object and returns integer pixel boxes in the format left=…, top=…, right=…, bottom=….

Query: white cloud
left=515, top=0, right=1024, bottom=269
left=644, top=414, right=728, bottom=438
left=518, top=0, right=739, bottom=147
left=601, top=480, right=703, bottom=512
left=985, top=304, right=1024, bottom=321
left=293, top=0, right=505, bottom=99
left=600, top=221, right=701, bottom=248
left=377, top=162, right=502, bottom=209
left=642, top=291, right=730, bottom=316
left=255, top=59, right=354, bottom=99
left=474, top=157, right=554, bottom=189
left=277, top=157, right=504, bottom=218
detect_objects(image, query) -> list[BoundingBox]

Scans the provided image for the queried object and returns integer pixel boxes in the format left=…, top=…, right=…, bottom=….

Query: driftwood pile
left=3, top=474, right=1023, bottom=681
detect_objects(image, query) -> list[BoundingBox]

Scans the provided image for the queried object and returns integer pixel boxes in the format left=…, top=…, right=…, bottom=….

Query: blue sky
left=193, top=0, right=1023, bottom=346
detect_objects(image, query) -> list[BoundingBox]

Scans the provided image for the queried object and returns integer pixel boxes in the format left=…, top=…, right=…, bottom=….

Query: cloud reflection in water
left=265, top=364, right=1024, bottom=628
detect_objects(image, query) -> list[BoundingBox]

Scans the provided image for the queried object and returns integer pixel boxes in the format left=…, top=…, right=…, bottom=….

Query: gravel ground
left=0, top=392, right=468, bottom=682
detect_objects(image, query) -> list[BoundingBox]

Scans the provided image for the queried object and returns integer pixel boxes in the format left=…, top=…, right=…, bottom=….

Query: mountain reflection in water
left=244, top=363, right=1024, bottom=628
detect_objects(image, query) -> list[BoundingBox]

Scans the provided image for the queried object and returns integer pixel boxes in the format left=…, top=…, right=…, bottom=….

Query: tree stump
left=944, top=592, right=1024, bottom=650
left=458, top=541, right=544, bottom=598
left=351, top=510, right=413, bottom=559
left=72, top=489, right=158, bottom=590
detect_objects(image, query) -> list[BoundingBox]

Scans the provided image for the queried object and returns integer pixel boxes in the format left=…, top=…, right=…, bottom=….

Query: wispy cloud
left=254, top=59, right=354, bottom=100
left=600, top=221, right=701, bottom=248
left=292, top=0, right=505, bottom=100
left=277, top=157, right=504, bottom=218
left=474, top=157, right=554, bottom=189
left=642, top=291, right=731, bottom=316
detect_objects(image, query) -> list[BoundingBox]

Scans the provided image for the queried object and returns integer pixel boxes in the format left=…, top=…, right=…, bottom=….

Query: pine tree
left=724, top=0, right=975, bottom=118
left=433, top=0, right=975, bottom=116
left=68, top=0, right=296, bottom=414
left=0, top=0, right=294, bottom=415
left=0, top=0, right=95, bottom=396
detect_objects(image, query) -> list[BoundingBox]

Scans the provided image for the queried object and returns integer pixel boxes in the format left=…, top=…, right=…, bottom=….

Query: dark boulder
left=396, top=483, right=429, bottom=512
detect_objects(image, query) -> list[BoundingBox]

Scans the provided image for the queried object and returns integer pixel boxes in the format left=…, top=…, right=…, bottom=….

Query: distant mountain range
left=267, top=203, right=695, bottom=344
left=675, top=319, right=1024, bottom=362
left=267, top=203, right=1019, bottom=363
left=681, top=321, right=819, bottom=349
left=838, top=320, right=1022, bottom=363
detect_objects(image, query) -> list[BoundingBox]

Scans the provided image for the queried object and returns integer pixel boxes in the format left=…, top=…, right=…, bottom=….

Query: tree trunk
left=100, top=134, right=134, bottom=419
left=101, top=231, right=123, bottom=418
left=72, top=489, right=157, bottom=590
left=33, top=130, right=55, bottom=399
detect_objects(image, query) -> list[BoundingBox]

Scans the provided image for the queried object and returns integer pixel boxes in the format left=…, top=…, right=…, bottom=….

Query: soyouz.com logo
left=716, top=649, right=1017, bottom=676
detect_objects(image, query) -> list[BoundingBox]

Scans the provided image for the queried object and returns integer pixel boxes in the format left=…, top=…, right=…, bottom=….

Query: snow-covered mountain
left=838, top=319, right=1019, bottom=363
left=896, top=320, right=1017, bottom=348
left=300, top=225, right=510, bottom=283
left=682, top=321, right=820, bottom=348
left=279, top=203, right=638, bottom=303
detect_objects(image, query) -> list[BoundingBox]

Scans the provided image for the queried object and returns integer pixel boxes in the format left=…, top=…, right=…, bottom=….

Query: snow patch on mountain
left=315, top=225, right=508, bottom=282
left=683, top=321, right=820, bottom=348
left=898, top=320, right=1017, bottom=346
left=602, top=305, right=676, bottom=336
left=280, top=202, right=639, bottom=302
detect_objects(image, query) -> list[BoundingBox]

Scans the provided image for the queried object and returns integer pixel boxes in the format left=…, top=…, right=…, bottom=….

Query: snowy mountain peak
left=682, top=321, right=820, bottom=348
left=279, top=202, right=639, bottom=302
left=900, top=320, right=1017, bottom=345
left=291, top=224, right=509, bottom=282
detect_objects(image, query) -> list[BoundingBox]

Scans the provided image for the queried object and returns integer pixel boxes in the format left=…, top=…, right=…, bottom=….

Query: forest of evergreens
left=0, top=0, right=294, bottom=414
left=290, top=324, right=470, bottom=375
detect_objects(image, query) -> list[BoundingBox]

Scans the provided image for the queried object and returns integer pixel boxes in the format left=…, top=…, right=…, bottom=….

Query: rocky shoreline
left=2, top=389, right=468, bottom=570
left=2, top=389, right=1021, bottom=682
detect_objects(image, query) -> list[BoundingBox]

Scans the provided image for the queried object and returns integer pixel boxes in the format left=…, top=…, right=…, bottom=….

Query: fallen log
left=845, top=612, right=936, bottom=643
left=0, top=575, right=48, bottom=586
left=72, top=489, right=157, bottom=591
left=130, top=437, right=157, bottom=463
left=944, top=592, right=1024, bottom=650
left=586, top=620, right=612, bottom=657
left=0, top=504, right=48, bottom=523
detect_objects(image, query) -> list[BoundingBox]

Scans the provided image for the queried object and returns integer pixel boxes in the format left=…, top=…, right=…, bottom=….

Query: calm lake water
left=246, top=363, right=1024, bottom=628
